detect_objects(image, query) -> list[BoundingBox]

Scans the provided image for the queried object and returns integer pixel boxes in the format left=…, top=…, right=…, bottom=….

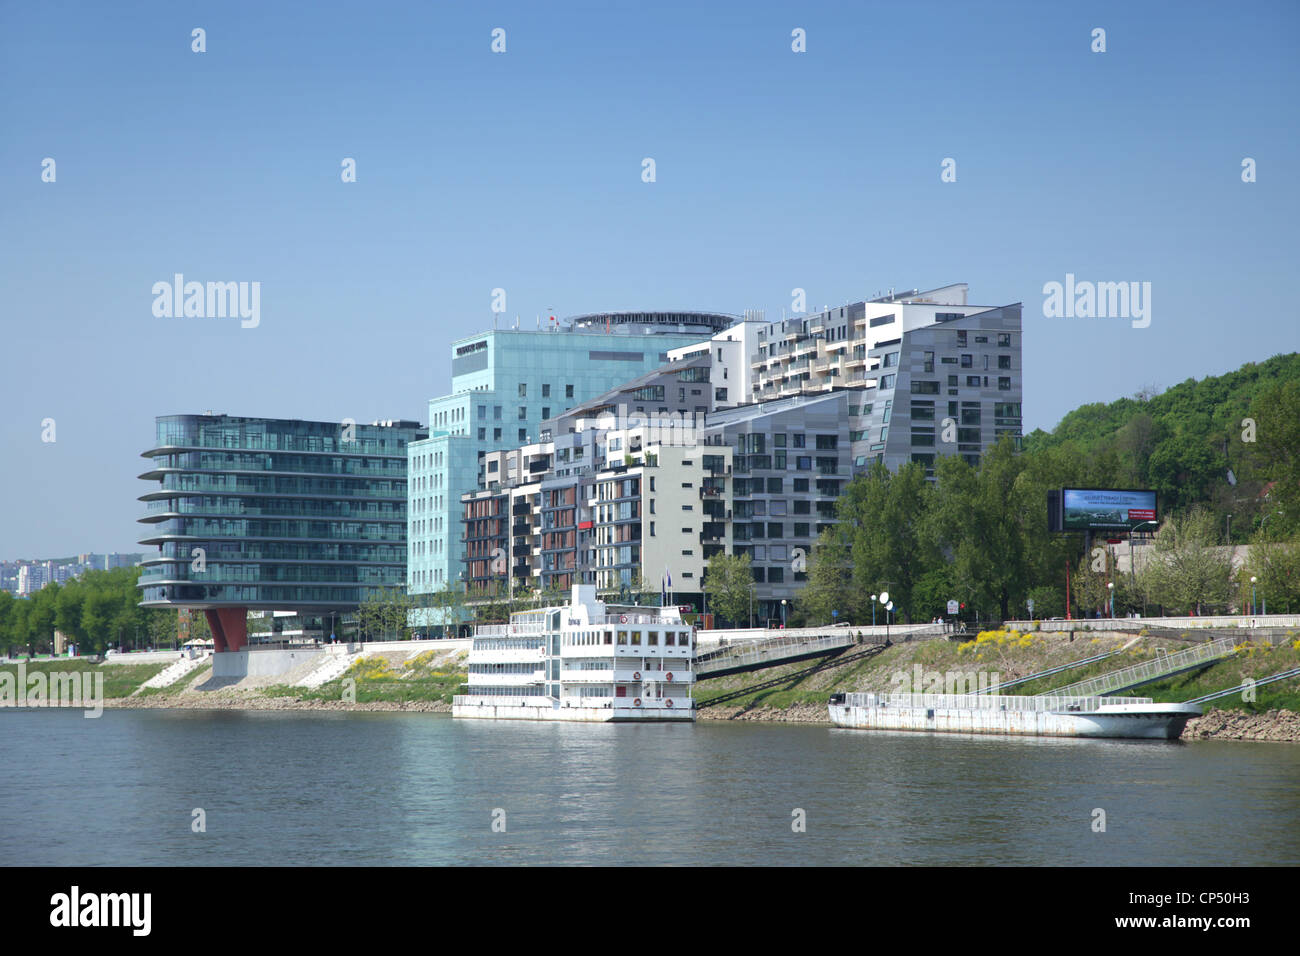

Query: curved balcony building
left=137, top=414, right=426, bottom=651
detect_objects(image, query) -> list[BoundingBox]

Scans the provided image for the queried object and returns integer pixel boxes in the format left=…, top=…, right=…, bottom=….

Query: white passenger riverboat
left=828, top=692, right=1201, bottom=739
left=452, top=584, right=695, bottom=722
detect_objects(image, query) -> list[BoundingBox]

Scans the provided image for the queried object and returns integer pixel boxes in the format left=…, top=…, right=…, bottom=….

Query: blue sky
left=1, top=0, right=1297, bottom=557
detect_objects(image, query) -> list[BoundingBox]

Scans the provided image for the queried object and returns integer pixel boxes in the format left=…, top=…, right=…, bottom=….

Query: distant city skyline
left=2, top=0, right=1297, bottom=557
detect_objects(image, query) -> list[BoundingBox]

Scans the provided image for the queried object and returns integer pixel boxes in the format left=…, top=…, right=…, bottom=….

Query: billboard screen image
left=1061, top=488, right=1158, bottom=531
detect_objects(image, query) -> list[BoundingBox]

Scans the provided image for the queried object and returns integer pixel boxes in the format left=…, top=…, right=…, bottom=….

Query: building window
left=960, top=354, right=973, bottom=368
left=542, top=407, right=550, bottom=419
left=478, top=427, right=486, bottom=440
left=493, top=428, right=501, bottom=440
left=998, top=377, right=1012, bottom=390
left=869, top=315, right=893, bottom=327
left=542, top=384, right=551, bottom=397
left=518, top=383, right=527, bottom=397
left=956, top=330, right=967, bottom=347
left=793, top=478, right=809, bottom=492
left=998, top=333, right=1011, bottom=347
left=967, top=376, right=981, bottom=387
left=493, top=406, right=502, bottom=420
left=912, top=381, right=940, bottom=395
left=998, top=355, right=1011, bottom=369
left=519, top=429, right=527, bottom=441
left=566, top=384, right=574, bottom=398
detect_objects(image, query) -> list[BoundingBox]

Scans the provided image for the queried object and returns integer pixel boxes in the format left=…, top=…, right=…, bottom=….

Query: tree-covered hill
left=1023, top=352, right=1300, bottom=523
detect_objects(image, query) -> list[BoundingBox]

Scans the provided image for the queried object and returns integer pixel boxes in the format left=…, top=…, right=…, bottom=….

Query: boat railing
left=841, top=692, right=1156, bottom=713
left=453, top=694, right=549, bottom=707
left=473, top=623, right=547, bottom=637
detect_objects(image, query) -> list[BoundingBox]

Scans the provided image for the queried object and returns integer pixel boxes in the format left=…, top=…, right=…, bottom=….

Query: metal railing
left=473, top=623, right=546, bottom=637
left=696, top=631, right=868, bottom=675
left=1185, top=666, right=1300, bottom=704
left=979, top=650, right=1119, bottom=694
left=843, top=692, right=1157, bottom=713
left=1043, top=638, right=1236, bottom=698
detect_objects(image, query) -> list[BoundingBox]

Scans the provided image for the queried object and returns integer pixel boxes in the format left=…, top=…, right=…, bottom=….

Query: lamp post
left=1226, top=513, right=1232, bottom=544
left=780, top=599, right=787, bottom=629
left=871, top=594, right=877, bottom=628
left=885, top=601, right=894, bottom=641
left=1107, top=581, right=1114, bottom=619
left=1250, top=576, right=1257, bottom=616
left=1260, top=510, right=1282, bottom=538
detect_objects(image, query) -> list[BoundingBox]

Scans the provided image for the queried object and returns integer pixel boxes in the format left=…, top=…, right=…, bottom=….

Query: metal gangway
left=694, top=631, right=873, bottom=680
left=1184, top=666, right=1300, bottom=705
left=1041, top=638, right=1237, bottom=698
left=979, top=649, right=1119, bottom=694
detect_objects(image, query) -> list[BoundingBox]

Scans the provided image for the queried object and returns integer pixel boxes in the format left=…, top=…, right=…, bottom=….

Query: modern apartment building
left=458, top=283, right=1023, bottom=625
left=137, top=414, right=426, bottom=651
left=407, top=312, right=735, bottom=614
left=750, top=284, right=1023, bottom=476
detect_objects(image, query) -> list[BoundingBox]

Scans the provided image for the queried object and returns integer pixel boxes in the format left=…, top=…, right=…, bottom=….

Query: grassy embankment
left=692, top=629, right=1300, bottom=715
left=261, top=649, right=467, bottom=704
left=0, top=659, right=167, bottom=698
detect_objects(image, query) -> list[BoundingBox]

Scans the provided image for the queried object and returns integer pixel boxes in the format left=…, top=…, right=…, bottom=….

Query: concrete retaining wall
left=212, top=647, right=325, bottom=679
left=1005, top=614, right=1300, bottom=633
left=696, top=623, right=937, bottom=650
left=102, top=650, right=183, bottom=666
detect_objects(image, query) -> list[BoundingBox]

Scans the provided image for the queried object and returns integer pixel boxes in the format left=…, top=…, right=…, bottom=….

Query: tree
left=800, top=529, right=854, bottom=625
left=1251, top=378, right=1300, bottom=537
left=1140, top=508, right=1235, bottom=614
left=703, top=553, right=755, bottom=627
left=931, top=439, right=1030, bottom=622
left=1244, top=533, right=1300, bottom=614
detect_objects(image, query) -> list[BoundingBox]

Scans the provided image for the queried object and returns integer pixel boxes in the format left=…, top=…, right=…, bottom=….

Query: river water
left=3, top=709, right=1298, bottom=866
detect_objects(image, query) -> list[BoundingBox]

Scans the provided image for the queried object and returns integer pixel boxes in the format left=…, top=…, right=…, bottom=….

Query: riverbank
left=11, top=630, right=1300, bottom=741
left=101, top=691, right=451, bottom=713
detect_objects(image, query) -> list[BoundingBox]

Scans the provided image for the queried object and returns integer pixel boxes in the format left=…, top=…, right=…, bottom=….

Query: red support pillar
left=204, top=608, right=248, bottom=653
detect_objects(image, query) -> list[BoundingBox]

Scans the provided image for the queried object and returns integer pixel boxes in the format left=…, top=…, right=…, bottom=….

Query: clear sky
left=1, top=0, right=1297, bottom=558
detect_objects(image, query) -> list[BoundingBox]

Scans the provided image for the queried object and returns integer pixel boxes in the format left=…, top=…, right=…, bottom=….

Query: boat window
left=631, top=631, right=642, bottom=646
left=604, top=631, right=612, bottom=645
left=617, top=631, right=628, bottom=645
left=664, top=632, right=675, bottom=646
left=679, top=631, right=690, bottom=648
left=647, top=631, right=658, bottom=646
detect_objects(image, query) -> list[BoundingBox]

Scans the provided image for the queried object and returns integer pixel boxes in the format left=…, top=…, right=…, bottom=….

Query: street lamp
left=1226, top=514, right=1233, bottom=544
left=780, top=599, right=787, bottom=629
left=1250, top=576, right=1257, bottom=616
left=885, top=601, right=894, bottom=640
left=1107, top=581, right=1114, bottom=619
left=871, top=594, right=877, bottom=628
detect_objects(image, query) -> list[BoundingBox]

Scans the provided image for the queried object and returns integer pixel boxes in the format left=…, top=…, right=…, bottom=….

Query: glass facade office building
left=138, top=414, right=426, bottom=650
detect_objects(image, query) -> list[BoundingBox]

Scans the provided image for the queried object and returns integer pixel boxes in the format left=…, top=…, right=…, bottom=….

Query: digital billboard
left=1061, top=488, right=1158, bottom=531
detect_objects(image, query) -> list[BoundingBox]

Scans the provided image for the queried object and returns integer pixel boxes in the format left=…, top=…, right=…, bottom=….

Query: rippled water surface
left=4, top=709, right=1298, bottom=865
